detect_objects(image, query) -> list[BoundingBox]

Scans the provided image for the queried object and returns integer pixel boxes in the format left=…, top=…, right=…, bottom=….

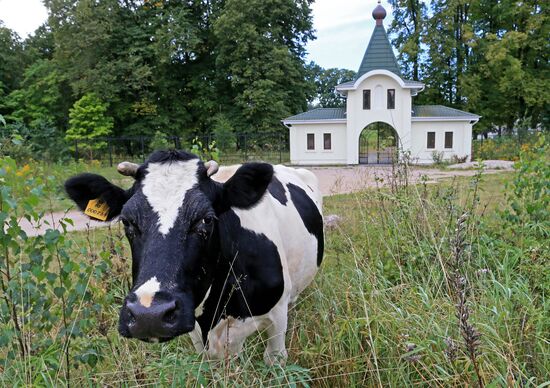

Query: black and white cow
left=65, top=150, right=323, bottom=364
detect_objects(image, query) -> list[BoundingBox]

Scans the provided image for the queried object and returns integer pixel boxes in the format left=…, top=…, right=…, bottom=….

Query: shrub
left=501, top=134, right=549, bottom=294
left=0, top=157, right=114, bottom=384
left=149, top=130, right=174, bottom=151
left=473, top=132, right=541, bottom=161
left=212, top=113, right=236, bottom=151
left=65, top=93, right=114, bottom=157
left=191, top=136, right=219, bottom=161
left=0, top=123, right=33, bottom=162
left=450, top=154, right=468, bottom=164
left=431, top=150, right=444, bottom=165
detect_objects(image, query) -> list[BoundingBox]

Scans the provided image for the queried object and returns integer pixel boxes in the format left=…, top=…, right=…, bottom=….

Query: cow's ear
left=65, top=173, right=129, bottom=221
left=221, top=163, right=273, bottom=209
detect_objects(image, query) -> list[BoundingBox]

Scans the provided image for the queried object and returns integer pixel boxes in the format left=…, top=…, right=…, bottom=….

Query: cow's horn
left=205, top=160, right=219, bottom=177
left=117, top=161, right=140, bottom=177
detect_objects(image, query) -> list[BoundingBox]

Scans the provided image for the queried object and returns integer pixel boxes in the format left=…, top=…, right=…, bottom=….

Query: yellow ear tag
left=84, top=198, right=110, bottom=221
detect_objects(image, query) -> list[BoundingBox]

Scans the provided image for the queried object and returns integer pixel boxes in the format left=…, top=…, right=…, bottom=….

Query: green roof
left=283, top=105, right=478, bottom=123
left=356, top=25, right=402, bottom=79
left=283, top=108, right=346, bottom=122
left=412, top=105, right=479, bottom=118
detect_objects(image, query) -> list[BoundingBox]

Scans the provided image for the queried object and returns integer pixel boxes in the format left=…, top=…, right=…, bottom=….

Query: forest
left=0, top=0, right=548, bottom=153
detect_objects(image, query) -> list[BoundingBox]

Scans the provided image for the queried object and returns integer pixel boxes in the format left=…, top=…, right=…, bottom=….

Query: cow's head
left=65, top=151, right=273, bottom=342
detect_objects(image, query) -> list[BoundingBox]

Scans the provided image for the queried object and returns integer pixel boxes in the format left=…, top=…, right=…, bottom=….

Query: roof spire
left=354, top=1, right=402, bottom=80
left=372, top=1, right=387, bottom=26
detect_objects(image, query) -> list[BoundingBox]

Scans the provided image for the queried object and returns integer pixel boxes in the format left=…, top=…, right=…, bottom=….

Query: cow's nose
left=126, top=299, right=178, bottom=339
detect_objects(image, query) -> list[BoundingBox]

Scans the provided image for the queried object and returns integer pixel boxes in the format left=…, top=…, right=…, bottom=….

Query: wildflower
left=403, top=342, right=421, bottom=362
left=444, top=337, right=458, bottom=362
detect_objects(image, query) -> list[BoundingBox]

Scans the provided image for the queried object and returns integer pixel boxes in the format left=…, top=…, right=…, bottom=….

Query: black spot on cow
left=196, top=209, right=284, bottom=344
left=287, top=183, right=324, bottom=266
left=268, top=176, right=287, bottom=205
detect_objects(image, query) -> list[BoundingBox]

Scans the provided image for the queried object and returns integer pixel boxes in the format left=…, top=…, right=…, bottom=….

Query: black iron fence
left=71, top=132, right=290, bottom=166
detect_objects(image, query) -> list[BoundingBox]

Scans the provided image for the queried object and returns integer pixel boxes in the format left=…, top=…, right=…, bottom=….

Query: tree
left=65, top=93, right=113, bottom=154
left=462, top=0, right=549, bottom=133
left=388, top=0, right=427, bottom=81
left=306, top=62, right=355, bottom=108
left=213, top=0, right=315, bottom=134
left=3, top=60, right=68, bottom=129
left=420, top=0, right=474, bottom=107
left=24, top=23, right=55, bottom=61
left=0, top=23, right=27, bottom=101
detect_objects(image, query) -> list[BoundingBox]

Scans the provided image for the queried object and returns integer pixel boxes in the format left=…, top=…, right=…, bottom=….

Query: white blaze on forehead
left=142, top=159, right=200, bottom=235
left=135, top=276, right=161, bottom=308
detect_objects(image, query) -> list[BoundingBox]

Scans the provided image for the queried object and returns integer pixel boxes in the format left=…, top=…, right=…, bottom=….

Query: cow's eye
left=120, top=217, right=138, bottom=237
left=202, top=216, right=213, bottom=225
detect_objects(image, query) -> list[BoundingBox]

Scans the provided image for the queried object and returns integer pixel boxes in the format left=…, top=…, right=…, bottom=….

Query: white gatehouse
left=283, top=2, right=479, bottom=165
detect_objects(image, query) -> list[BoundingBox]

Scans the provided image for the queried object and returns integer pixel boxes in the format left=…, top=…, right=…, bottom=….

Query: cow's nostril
left=162, top=303, right=177, bottom=324
left=127, top=308, right=136, bottom=325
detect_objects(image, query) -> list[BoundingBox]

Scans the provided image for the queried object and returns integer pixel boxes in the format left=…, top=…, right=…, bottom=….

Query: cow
left=64, top=150, right=323, bottom=364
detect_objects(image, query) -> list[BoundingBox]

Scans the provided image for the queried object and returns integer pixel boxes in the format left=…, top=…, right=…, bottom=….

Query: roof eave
left=282, top=119, right=347, bottom=126
left=412, top=116, right=480, bottom=122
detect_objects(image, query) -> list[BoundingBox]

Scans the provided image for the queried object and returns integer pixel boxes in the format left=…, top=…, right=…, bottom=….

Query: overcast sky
left=0, top=0, right=388, bottom=71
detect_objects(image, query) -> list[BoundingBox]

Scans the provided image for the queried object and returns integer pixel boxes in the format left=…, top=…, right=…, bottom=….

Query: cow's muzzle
left=118, top=292, right=195, bottom=341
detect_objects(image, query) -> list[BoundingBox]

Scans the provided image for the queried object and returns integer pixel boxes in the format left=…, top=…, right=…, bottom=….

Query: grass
left=2, top=164, right=549, bottom=386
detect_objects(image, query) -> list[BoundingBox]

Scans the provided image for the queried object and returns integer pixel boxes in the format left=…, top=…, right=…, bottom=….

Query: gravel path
left=19, top=165, right=511, bottom=237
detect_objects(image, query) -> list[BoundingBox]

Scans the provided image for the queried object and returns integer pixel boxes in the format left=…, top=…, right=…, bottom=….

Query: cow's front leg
left=263, top=304, right=289, bottom=366
left=207, top=317, right=265, bottom=359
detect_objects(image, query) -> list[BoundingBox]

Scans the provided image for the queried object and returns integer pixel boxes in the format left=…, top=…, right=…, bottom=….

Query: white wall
left=345, top=73, right=412, bottom=164
left=289, top=123, right=347, bottom=165
left=410, top=121, right=473, bottom=164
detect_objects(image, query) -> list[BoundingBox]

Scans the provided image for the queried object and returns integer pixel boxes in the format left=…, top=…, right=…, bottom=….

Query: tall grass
left=1, top=143, right=548, bottom=386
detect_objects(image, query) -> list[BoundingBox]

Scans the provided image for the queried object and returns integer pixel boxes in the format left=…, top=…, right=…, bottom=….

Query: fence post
left=108, top=139, right=113, bottom=167
left=74, top=140, right=79, bottom=161
left=279, top=134, right=283, bottom=164
left=243, top=135, right=247, bottom=162
left=140, top=136, right=145, bottom=162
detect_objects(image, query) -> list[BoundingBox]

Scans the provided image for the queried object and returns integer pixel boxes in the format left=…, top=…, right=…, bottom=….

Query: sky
left=0, top=0, right=388, bottom=71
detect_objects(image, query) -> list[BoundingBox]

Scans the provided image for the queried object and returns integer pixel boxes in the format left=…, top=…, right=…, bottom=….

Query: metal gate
left=358, top=122, right=398, bottom=164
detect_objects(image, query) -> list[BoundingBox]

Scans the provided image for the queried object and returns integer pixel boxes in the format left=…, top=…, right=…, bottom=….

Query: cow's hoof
left=264, top=349, right=288, bottom=366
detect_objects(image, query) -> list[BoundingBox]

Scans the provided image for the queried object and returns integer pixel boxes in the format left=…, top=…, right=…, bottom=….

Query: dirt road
left=19, top=165, right=510, bottom=237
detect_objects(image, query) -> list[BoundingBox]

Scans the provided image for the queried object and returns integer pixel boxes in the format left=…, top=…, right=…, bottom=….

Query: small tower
left=355, top=1, right=402, bottom=80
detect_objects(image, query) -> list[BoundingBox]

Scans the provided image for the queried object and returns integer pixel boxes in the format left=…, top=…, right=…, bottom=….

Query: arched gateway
left=358, top=122, right=398, bottom=164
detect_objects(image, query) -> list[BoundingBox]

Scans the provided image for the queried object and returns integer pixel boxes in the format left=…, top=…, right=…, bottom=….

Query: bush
left=503, top=134, right=549, bottom=236
left=0, top=157, right=115, bottom=384
left=1, top=121, right=70, bottom=163
left=0, top=123, right=33, bottom=162
left=473, top=132, right=541, bottom=161
left=149, top=130, right=174, bottom=151
left=191, top=136, right=219, bottom=161
left=212, top=114, right=236, bottom=151
left=431, top=150, right=444, bottom=165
